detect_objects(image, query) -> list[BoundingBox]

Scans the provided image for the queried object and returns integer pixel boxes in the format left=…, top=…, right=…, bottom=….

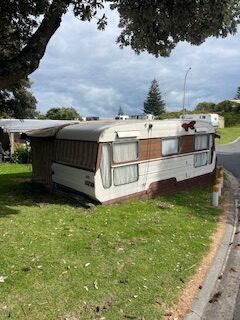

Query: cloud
left=31, top=9, right=240, bottom=117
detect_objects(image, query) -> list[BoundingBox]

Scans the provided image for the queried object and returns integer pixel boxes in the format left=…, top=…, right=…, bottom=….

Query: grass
left=0, top=164, right=223, bottom=320
left=216, top=126, right=240, bottom=145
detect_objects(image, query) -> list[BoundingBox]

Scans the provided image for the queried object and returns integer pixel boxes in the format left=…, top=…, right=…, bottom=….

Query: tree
left=1, top=0, right=239, bottom=89
left=215, top=100, right=233, bottom=112
left=143, top=79, right=165, bottom=117
left=194, top=102, right=216, bottom=113
left=234, top=86, right=240, bottom=100
left=118, top=106, right=124, bottom=116
left=0, top=78, right=37, bottom=118
left=46, top=107, right=80, bottom=120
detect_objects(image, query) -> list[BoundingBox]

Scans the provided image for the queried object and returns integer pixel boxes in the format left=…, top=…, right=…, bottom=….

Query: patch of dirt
left=164, top=183, right=230, bottom=320
left=84, top=295, right=115, bottom=318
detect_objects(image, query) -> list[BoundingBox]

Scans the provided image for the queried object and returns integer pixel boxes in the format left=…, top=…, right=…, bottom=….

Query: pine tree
left=234, top=86, right=240, bottom=100
left=143, top=79, right=166, bottom=117
left=118, top=106, right=124, bottom=115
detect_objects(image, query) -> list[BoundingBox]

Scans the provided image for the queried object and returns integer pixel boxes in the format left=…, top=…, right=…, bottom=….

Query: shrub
left=12, top=144, right=31, bottom=164
left=219, top=112, right=240, bottom=127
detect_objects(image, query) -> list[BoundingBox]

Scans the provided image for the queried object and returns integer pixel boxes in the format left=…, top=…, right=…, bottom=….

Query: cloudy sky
left=30, top=7, right=240, bottom=118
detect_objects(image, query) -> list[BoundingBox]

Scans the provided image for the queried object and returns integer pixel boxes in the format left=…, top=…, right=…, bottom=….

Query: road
left=202, top=139, right=240, bottom=320
left=216, top=139, right=240, bottom=180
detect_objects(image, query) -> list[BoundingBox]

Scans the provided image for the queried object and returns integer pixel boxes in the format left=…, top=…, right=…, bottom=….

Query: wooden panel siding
left=108, top=136, right=199, bottom=164
left=180, top=135, right=195, bottom=154
left=138, top=136, right=195, bottom=162
left=55, top=140, right=98, bottom=172
left=139, top=138, right=162, bottom=161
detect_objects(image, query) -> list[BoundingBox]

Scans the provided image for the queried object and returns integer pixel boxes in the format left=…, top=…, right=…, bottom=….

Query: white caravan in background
left=180, top=114, right=220, bottom=128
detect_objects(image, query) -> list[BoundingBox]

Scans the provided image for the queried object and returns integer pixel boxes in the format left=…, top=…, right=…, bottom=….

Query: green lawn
left=0, top=164, right=222, bottom=319
left=216, top=126, right=240, bottom=144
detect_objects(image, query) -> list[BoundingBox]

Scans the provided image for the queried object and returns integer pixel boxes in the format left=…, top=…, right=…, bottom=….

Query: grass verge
left=216, top=126, right=240, bottom=145
left=0, top=164, right=223, bottom=319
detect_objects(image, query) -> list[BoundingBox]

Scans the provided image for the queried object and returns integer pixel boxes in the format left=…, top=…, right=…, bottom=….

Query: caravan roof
left=0, top=119, right=79, bottom=133
left=55, top=119, right=215, bottom=142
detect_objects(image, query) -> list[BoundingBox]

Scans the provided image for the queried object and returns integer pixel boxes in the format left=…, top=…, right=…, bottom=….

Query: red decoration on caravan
left=181, top=121, right=196, bottom=132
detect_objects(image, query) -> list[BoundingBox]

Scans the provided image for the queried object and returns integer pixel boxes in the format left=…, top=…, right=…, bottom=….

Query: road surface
left=202, top=139, right=240, bottom=320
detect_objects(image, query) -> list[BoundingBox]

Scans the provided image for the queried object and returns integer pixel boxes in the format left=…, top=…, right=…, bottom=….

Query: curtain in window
left=55, top=140, right=98, bottom=171
left=113, top=141, right=138, bottom=163
left=195, top=135, right=208, bottom=150
left=194, top=152, right=208, bottom=167
left=100, top=144, right=111, bottom=188
left=208, top=134, right=214, bottom=163
left=113, top=164, right=138, bottom=186
left=162, top=138, right=179, bottom=156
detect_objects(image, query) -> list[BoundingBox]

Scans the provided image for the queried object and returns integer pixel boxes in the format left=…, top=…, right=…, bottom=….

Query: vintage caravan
left=28, top=119, right=216, bottom=204
left=179, top=113, right=224, bottom=128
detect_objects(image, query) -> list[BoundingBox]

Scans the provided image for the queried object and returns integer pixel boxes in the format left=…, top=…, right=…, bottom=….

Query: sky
left=30, top=7, right=240, bottom=118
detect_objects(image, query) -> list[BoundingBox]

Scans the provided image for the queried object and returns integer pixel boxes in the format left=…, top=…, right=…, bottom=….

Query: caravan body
left=180, top=114, right=220, bottom=127
left=29, top=119, right=216, bottom=204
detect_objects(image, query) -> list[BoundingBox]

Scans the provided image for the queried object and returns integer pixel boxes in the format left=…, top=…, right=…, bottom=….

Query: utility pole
left=182, top=67, right=191, bottom=115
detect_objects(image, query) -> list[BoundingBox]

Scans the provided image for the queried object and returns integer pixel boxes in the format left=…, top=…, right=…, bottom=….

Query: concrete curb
left=184, top=170, right=239, bottom=320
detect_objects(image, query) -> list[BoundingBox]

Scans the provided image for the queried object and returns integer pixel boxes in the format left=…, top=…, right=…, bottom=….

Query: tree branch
left=0, top=0, right=69, bottom=90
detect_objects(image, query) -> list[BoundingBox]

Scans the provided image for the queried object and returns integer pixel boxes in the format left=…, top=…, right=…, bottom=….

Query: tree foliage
left=195, top=102, right=216, bottom=113
left=143, top=79, right=165, bottom=117
left=234, top=86, right=240, bottom=100
left=161, top=111, right=191, bottom=119
left=1, top=0, right=240, bottom=89
left=193, top=99, right=240, bottom=126
left=117, top=106, right=124, bottom=115
left=46, top=107, right=80, bottom=120
left=194, top=100, right=240, bottom=113
left=0, top=78, right=37, bottom=118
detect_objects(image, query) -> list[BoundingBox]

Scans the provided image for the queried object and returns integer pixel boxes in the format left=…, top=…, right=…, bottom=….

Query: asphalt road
left=216, top=139, right=240, bottom=180
left=203, top=139, right=240, bottom=320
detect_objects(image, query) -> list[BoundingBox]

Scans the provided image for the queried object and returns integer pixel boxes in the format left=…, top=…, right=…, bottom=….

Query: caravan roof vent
left=117, top=131, right=140, bottom=138
left=195, top=127, right=208, bottom=133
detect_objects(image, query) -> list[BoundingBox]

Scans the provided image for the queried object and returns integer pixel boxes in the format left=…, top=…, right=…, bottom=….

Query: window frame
left=195, top=134, right=209, bottom=151
left=162, top=137, right=180, bottom=156
left=194, top=152, right=208, bottom=168
left=112, top=139, right=139, bottom=164
left=113, top=164, right=139, bottom=186
left=208, top=134, right=215, bottom=164
left=100, top=143, right=112, bottom=189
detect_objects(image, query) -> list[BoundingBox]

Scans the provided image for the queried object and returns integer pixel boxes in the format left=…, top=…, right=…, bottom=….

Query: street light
left=182, top=67, right=191, bottom=115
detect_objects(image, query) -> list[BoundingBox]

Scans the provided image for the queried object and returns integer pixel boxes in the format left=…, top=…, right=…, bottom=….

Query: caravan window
left=113, top=164, right=138, bottom=186
left=55, top=140, right=98, bottom=171
left=100, top=144, right=111, bottom=189
left=208, top=134, right=214, bottom=164
left=194, top=152, right=208, bottom=167
left=113, top=141, right=138, bottom=163
left=195, top=134, right=208, bottom=150
left=162, top=138, right=179, bottom=156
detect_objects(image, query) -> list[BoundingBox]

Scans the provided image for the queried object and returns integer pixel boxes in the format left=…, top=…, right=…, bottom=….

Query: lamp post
left=182, top=67, right=191, bottom=115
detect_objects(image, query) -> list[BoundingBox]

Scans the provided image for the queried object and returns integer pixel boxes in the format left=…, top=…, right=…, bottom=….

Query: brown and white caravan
left=28, top=119, right=216, bottom=204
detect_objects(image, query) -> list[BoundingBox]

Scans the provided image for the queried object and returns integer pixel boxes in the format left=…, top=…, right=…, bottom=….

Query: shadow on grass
left=0, top=171, right=224, bottom=225
left=155, top=186, right=223, bottom=222
left=0, top=172, right=80, bottom=218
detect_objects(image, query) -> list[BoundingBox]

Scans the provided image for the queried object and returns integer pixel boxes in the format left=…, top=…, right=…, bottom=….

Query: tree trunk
left=0, top=0, right=69, bottom=90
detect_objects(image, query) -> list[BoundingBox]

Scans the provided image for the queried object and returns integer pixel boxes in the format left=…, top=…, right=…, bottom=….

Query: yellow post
left=219, top=167, right=224, bottom=189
